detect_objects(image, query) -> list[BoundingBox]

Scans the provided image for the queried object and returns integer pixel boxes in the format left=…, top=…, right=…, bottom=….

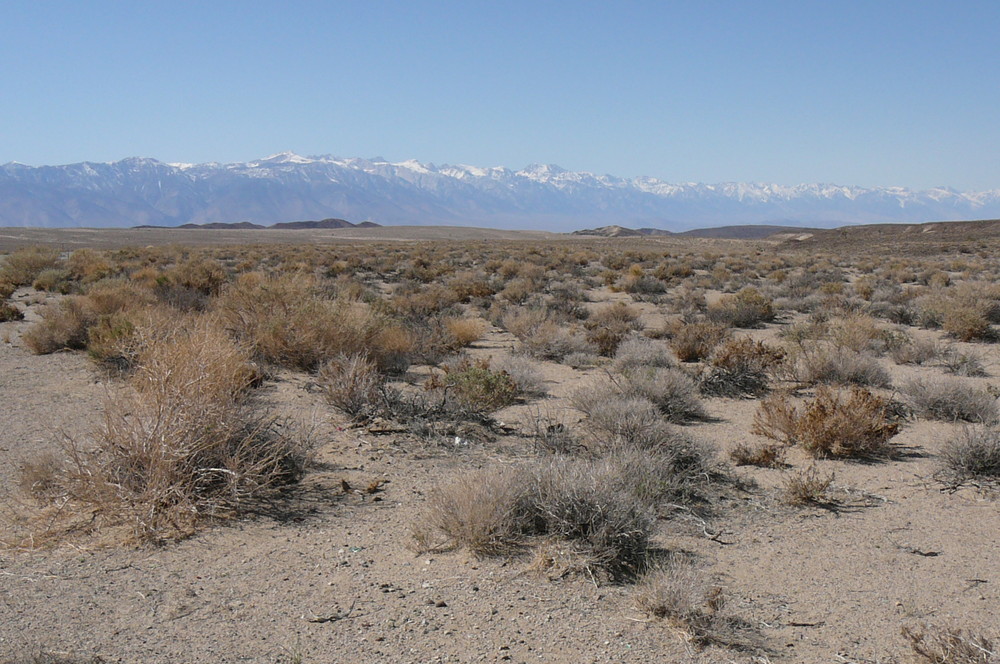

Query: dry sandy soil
left=0, top=232, right=998, bottom=664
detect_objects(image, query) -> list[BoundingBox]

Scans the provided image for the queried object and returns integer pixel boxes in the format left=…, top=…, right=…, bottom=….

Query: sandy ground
left=1, top=287, right=999, bottom=664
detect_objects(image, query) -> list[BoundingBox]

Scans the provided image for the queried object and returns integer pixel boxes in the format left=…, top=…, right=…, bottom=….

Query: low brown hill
left=777, top=218, right=1000, bottom=255
left=678, top=224, right=816, bottom=239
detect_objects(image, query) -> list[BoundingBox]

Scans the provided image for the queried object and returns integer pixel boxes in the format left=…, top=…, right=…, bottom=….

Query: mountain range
left=2, top=152, right=999, bottom=231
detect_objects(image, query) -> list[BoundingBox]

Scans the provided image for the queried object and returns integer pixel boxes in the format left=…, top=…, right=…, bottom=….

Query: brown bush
left=707, top=287, right=775, bottom=328
left=444, top=317, right=487, bottom=347
left=66, top=248, right=113, bottom=283
left=22, top=297, right=97, bottom=354
left=700, top=338, right=785, bottom=398
left=632, top=557, right=756, bottom=649
left=0, top=300, right=23, bottom=322
left=319, top=354, right=385, bottom=420
left=21, top=316, right=305, bottom=543
left=0, top=246, right=60, bottom=286
left=782, top=465, right=834, bottom=505
left=729, top=441, right=785, bottom=467
left=584, top=302, right=643, bottom=356
left=943, top=305, right=992, bottom=342
left=219, top=272, right=388, bottom=371
left=667, top=320, right=730, bottom=362
left=753, top=387, right=900, bottom=459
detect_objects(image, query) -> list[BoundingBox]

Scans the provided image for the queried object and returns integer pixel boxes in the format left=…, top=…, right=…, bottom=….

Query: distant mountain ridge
left=3, top=152, right=1000, bottom=231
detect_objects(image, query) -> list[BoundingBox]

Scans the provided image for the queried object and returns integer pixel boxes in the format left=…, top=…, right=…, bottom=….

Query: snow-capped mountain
left=1, top=152, right=998, bottom=230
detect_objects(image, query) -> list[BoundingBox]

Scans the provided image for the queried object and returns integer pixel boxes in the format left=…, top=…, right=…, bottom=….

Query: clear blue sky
left=3, top=1, right=999, bottom=190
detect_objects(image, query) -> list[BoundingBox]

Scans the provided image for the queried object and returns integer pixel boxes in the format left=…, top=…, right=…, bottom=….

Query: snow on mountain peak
left=252, top=151, right=315, bottom=166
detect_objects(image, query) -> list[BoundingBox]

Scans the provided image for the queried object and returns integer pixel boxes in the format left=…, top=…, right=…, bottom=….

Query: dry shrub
left=573, top=389, right=668, bottom=443
left=584, top=302, right=644, bottom=356
left=619, top=367, right=708, bottom=422
left=163, top=257, right=228, bottom=296
left=21, top=316, right=305, bottom=543
left=417, top=442, right=716, bottom=579
left=414, top=467, right=534, bottom=556
left=22, top=297, right=96, bottom=354
left=753, top=387, right=900, bottom=458
left=418, top=454, right=655, bottom=579
left=503, top=306, right=595, bottom=361
left=32, top=268, right=72, bottom=293
left=426, top=357, right=519, bottom=413
left=612, top=335, right=675, bottom=373
left=942, top=305, right=993, bottom=342
left=827, top=313, right=906, bottom=355
left=938, top=426, right=1000, bottom=485
left=729, top=441, right=785, bottom=467
left=666, top=320, right=730, bottom=362
left=219, top=272, right=387, bottom=371
left=700, top=338, right=785, bottom=398
left=493, top=354, right=547, bottom=397
left=790, top=345, right=891, bottom=388
left=782, top=465, right=834, bottom=505
left=707, top=287, right=774, bottom=328
left=901, top=378, right=998, bottom=424
left=891, top=338, right=941, bottom=365
left=318, top=353, right=385, bottom=420
left=0, top=246, right=60, bottom=286
left=939, top=347, right=987, bottom=377
left=902, top=623, right=998, bottom=663
left=86, top=278, right=157, bottom=315
left=23, top=280, right=158, bottom=356
left=0, top=281, right=14, bottom=299
left=633, top=556, right=756, bottom=649
left=444, top=316, right=487, bottom=347
left=0, top=300, right=23, bottom=322
left=66, top=248, right=113, bottom=283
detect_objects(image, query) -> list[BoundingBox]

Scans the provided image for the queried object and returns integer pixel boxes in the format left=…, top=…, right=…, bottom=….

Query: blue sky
left=3, top=1, right=999, bottom=190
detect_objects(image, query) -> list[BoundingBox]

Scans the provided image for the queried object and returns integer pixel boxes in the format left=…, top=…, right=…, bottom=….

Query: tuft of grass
left=729, top=441, right=786, bottom=468
left=902, top=623, right=998, bottom=664
left=612, top=335, right=675, bottom=373
left=632, top=556, right=757, bottom=649
left=782, top=465, right=834, bottom=505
